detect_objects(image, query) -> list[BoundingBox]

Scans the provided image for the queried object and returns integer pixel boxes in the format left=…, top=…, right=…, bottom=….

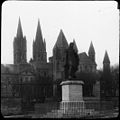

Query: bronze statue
left=64, top=42, right=79, bottom=79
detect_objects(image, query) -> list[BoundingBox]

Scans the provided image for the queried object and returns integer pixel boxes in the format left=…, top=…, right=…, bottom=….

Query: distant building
left=1, top=18, right=111, bottom=102
left=1, top=18, right=53, bottom=103
left=78, top=41, right=97, bottom=73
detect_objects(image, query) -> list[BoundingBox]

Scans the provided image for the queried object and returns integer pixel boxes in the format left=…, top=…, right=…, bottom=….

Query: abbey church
left=1, top=18, right=111, bottom=102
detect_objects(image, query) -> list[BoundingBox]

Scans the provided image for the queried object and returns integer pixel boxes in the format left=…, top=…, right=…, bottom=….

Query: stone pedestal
left=60, top=80, right=84, bottom=114
left=60, top=81, right=84, bottom=101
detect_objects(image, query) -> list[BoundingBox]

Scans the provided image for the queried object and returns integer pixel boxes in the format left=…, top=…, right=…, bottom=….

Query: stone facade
left=1, top=64, right=19, bottom=98
left=1, top=18, right=53, bottom=102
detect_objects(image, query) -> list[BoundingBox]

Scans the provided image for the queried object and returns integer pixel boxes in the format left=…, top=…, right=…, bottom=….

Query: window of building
left=37, top=68, right=41, bottom=72
left=80, top=66, right=82, bottom=72
left=22, top=77, right=25, bottom=82
left=25, top=77, right=28, bottom=81
left=62, top=57, right=65, bottom=62
left=44, top=72, right=46, bottom=77
left=30, top=77, right=33, bottom=81
left=8, top=80, right=11, bottom=85
left=57, top=61, right=59, bottom=70
left=27, top=77, right=31, bottom=82
left=85, top=65, right=87, bottom=70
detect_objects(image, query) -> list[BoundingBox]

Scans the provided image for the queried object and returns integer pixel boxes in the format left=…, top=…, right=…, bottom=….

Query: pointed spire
left=88, top=41, right=95, bottom=54
left=33, top=39, right=35, bottom=50
left=35, top=19, right=43, bottom=42
left=34, top=19, right=45, bottom=51
left=53, top=29, right=68, bottom=49
left=103, top=50, right=110, bottom=63
left=17, top=17, right=23, bottom=38
left=44, top=38, right=46, bottom=50
left=73, top=39, right=78, bottom=53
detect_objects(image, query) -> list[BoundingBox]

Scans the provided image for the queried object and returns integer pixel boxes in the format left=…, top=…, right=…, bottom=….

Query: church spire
left=44, top=38, right=46, bottom=50
left=103, top=50, right=110, bottom=72
left=53, top=29, right=68, bottom=50
left=88, top=41, right=95, bottom=54
left=103, top=50, right=110, bottom=64
left=35, top=19, right=43, bottom=42
left=33, top=19, right=47, bottom=63
left=14, top=17, right=27, bottom=64
left=73, top=39, right=78, bottom=53
left=17, top=17, right=23, bottom=38
left=34, top=19, right=45, bottom=51
left=88, top=41, right=95, bottom=62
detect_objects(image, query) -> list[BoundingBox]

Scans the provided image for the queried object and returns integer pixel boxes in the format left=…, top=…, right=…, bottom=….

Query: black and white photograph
left=1, top=1, right=119, bottom=118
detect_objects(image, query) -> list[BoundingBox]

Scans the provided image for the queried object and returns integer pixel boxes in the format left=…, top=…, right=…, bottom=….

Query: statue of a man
left=64, top=42, right=79, bottom=79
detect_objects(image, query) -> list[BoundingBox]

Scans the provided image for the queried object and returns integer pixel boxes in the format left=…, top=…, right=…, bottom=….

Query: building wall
left=1, top=73, right=19, bottom=98
left=78, top=64, right=96, bottom=73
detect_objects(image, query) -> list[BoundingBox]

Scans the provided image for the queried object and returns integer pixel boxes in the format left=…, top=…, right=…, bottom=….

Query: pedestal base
left=60, top=101, right=85, bottom=114
left=60, top=80, right=84, bottom=101
left=60, top=80, right=85, bottom=115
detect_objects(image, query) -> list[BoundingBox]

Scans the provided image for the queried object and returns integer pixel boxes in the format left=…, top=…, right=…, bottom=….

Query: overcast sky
left=1, top=1, right=119, bottom=69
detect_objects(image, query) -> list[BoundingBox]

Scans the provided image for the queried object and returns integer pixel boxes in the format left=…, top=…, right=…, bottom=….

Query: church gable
left=19, top=63, right=35, bottom=75
left=78, top=52, right=96, bottom=73
left=53, top=29, right=68, bottom=50
left=79, top=52, right=96, bottom=65
left=79, top=52, right=94, bottom=65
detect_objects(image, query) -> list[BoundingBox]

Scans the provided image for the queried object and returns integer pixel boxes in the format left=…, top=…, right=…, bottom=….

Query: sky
left=1, top=1, right=119, bottom=69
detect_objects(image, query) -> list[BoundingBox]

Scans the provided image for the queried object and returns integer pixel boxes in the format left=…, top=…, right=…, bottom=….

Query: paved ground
left=3, top=110, right=119, bottom=118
